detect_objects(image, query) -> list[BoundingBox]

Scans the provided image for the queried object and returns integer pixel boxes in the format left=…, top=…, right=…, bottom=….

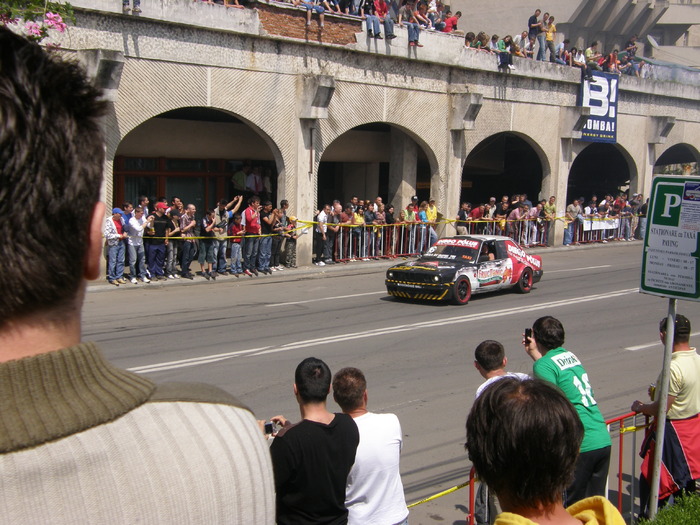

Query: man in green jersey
left=523, top=316, right=612, bottom=506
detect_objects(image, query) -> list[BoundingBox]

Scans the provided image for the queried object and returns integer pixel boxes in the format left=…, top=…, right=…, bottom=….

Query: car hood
left=390, top=259, right=471, bottom=273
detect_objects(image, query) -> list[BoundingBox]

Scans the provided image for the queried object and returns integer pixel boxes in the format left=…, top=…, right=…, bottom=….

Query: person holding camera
left=267, top=358, right=359, bottom=524
left=523, top=316, right=611, bottom=506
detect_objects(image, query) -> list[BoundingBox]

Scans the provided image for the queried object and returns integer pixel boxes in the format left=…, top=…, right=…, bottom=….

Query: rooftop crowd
left=3, top=28, right=697, bottom=525
left=103, top=189, right=647, bottom=285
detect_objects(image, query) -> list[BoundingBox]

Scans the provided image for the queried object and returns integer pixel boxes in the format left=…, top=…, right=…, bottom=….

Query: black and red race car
left=385, top=235, right=543, bottom=304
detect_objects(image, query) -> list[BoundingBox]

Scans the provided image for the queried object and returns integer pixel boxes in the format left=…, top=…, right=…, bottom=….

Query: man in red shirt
left=374, top=0, right=396, bottom=39
left=243, top=196, right=261, bottom=276
left=443, top=10, right=460, bottom=33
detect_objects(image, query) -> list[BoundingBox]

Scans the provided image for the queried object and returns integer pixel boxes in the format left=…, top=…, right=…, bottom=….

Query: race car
left=385, top=235, right=543, bottom=305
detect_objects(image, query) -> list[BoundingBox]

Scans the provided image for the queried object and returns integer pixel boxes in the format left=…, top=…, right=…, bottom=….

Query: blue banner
left=578, top=71, right=618, bottom=143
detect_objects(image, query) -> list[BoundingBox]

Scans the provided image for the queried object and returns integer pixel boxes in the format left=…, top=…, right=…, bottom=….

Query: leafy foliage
left=0, top=0, right=74, bottom=43
left=640, top=494, right=700, bottom=525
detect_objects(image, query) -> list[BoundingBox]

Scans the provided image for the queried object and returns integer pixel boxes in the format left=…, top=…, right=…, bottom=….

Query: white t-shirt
left=475, top=372, right=530, bottom=398
left=346, top=412, right=408, bottom=525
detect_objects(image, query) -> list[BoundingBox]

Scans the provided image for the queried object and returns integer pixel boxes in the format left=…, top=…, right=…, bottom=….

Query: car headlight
left=433, top=275, right=440, bottom=283
left=388, top=271, right=394, bottom=279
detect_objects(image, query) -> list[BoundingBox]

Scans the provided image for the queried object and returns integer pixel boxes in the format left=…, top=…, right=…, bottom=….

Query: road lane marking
left=547, top=265, right=612, bottom=274
left=130, top=287, right=638, bottom=373
left=267, top=264, right=614, bottom=307
left=270, top=291, right=385, bottom=307
left=624, top=331, right=700, bottom=351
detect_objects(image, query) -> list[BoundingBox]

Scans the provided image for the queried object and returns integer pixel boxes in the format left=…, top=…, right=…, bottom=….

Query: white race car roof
left=450, top=235, right=512, bottom=242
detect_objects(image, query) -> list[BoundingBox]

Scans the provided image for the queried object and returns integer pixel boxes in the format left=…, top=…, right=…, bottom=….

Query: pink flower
left=25, top=21, right=42, bottom=36
left=44, top=12, right=67, bottom=33
left=0, top=13, right=19, bottom=25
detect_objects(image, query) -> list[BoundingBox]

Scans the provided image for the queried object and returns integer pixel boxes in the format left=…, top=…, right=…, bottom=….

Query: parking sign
left=641, top=175, right=700, bottom=300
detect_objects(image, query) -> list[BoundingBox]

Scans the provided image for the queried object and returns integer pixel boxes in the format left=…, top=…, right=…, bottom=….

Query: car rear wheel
left=516, top=268, right=533, bottom=293
left=452, top=276, right=472, bottom=305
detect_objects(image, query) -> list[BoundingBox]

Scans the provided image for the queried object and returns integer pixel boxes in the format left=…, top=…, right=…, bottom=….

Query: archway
left=114, top=107, right=283, bottom=212
left=317, top=123, right=433, bottom=209
left=462, top=132, right=545, bottom=206
left=654, top=143, right=700, bottom=175
left=567, top=143, right=635, bottom=203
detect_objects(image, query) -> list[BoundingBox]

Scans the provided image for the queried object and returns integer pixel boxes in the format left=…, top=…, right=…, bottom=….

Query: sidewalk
left=88, top=240, right=642, bottom=293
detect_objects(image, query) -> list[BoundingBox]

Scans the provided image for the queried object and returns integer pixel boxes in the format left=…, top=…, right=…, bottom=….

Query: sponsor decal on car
left=506, top=242, right=542, bottom=270
left=436, top=238, right=480, bottom=249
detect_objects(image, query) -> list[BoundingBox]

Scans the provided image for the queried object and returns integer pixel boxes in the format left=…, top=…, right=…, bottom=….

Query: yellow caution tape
left=407, top=481, right=471, bottom=508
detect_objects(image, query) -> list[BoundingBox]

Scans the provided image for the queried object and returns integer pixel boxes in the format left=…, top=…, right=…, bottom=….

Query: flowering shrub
left=1, top=1, right=74, bottom=44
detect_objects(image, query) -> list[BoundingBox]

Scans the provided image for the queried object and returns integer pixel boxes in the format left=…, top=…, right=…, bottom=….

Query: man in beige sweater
left=0, top=27, right=274, bottom=524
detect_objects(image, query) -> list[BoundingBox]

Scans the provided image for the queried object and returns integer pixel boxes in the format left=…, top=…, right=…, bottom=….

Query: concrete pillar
left=550, top=138, right=576, bottom=247
left=293, top=119, right=317, bottom=266
left=437, top=129, right=466, bottom=238
left=388, top=128, right=417, bottom=213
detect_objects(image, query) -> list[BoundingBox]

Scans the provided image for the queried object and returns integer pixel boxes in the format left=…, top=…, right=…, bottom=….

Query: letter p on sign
left=661, top=194, right=681, bottom=218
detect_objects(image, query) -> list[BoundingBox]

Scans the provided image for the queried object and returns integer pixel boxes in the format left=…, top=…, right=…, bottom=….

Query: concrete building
left=49, top=0, right=700, bottom=264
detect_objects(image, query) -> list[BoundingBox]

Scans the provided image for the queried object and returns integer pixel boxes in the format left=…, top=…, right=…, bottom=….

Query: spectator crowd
left=103, top=189, right=648, bottom=284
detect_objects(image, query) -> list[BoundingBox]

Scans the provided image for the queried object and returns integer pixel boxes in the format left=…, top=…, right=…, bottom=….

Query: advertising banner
left=578, top=71, right=618, bottom=143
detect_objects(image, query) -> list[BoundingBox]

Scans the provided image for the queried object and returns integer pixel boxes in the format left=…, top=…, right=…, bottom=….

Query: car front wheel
left=516, top=268, right=533, bottom=293
left=452, top=276, right=472, bottom=305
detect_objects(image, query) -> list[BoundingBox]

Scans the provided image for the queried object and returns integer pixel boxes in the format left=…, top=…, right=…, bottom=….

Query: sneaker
left=508, top=64, right=515, bottom=70
left=271, top=267, right=278, bottom=272
left=367, top=30, right=373, bottom=37
left=234, top=272, right=241, bottom=278
left=141, top=277, right=150, bottom=283
left=132, top=5, right=141, bottom=12
left=210, top=272, right=217, bottom=280
left=415, top=42, right=423, bottom=47
left=252, top=268, right=259, bottom=276
left=203, top=271, right=210, bottom=280
left=324, top=259, right=335, bottom=265
left=375, top=34, right=383, bottom=39
left=244, top=269, right=253, bottom=277
left=409, top=41, right=416, bottom=47
left=122, top=5, right=130, bottom=12
left=276, top=266, right=284, bottom=271
left=168, top=274, right=175, bottom=279
left=130, top=277, right=138, bottom=284
left=117, top=278, right=128, bottom=285
left=174, top=273, right=180, bottom=279
left=183, top=273, right=194, bottom=280
left=316, top=261, right=325, bottom=266
left=109, top=280, right=119, bottom=286
left=387, top=34, right=397, bottom=40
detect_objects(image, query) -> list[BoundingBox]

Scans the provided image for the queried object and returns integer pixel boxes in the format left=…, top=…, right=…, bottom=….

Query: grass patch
left=640, top=493, right=700, bottom=524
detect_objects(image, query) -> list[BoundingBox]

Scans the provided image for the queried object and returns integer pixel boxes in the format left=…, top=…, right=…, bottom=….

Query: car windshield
left=420, top=239, right=481, bottom=264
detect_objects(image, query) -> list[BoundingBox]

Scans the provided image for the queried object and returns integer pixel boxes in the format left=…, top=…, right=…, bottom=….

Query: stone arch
left=654, top=142, right=700, bottom=174
left=315, top=121, right=441, bottom=209
left=113, top=106, right=286, bottom=210
left=566, top=142, right=638, bottom=203
left=461, top=131, right=550, bottom=205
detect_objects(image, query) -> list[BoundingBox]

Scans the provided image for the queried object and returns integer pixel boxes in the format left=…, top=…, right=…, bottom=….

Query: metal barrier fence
left=455, top=412, right=648, bottom=525
left=323, top=219, right=553, bottom=262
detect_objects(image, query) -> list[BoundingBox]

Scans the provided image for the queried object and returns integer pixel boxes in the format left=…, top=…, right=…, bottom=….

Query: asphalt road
left=83, top=243, right=700, bottom=524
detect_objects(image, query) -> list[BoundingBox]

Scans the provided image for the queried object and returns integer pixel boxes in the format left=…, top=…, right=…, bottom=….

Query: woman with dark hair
left=466, top=377, right=625, bottom=525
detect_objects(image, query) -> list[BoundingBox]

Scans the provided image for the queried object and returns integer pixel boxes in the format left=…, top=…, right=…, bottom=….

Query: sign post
left=640, top=175, right=700, bottom=519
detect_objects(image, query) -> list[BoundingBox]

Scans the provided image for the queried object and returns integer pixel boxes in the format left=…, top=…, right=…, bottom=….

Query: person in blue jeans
left=258, top=201, right=275, bottom=274
left=104, top=208, right=127, bottom=285
left=293, top=0, right=325, bottom=27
